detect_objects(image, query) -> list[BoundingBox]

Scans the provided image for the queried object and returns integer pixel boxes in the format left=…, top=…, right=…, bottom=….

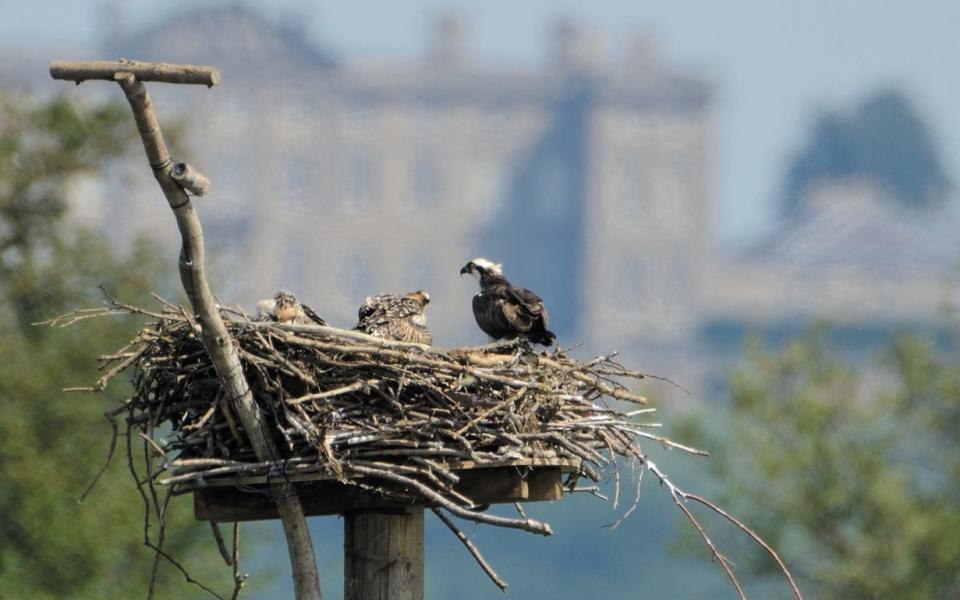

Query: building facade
left=6, top=4, right=951, bottom=389
left=97, top=5, right=714, bottom=352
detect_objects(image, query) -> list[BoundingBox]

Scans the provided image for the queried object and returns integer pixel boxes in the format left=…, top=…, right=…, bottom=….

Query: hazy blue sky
left=5, top=0, right=959, bottom=242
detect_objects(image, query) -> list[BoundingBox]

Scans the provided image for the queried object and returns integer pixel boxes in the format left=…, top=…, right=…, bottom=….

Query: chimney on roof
left=549, top=17, right=600, bottom=72
left=427, top=12, right=467, bottom=69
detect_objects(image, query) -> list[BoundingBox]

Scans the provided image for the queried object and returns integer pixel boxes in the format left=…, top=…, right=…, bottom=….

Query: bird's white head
left=459, top=257, right=503, bottom=283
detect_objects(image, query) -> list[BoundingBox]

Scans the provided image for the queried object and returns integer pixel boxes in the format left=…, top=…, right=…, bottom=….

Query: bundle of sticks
left=53, top=298, right=800, bottom=599
left=82, top=299, right=675, bottom=495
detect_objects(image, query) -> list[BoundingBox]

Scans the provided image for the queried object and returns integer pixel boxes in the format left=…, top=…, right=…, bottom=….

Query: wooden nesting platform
left=188, top=457, right=581, bottom=522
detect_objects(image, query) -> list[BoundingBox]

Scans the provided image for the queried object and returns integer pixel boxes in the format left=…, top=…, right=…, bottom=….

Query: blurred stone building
left=4, top=4, right=954, bottom=388
left=98, top=5, right=713, bottom=355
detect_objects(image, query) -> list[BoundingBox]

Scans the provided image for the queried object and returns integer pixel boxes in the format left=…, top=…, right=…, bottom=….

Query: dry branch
left=433, top=508, right=508, bottom=592
left=171, top=161, right=211, bottom=196
left=50, top=59, right=322, bottom=600
left=50, top=59, right=220, bottom=86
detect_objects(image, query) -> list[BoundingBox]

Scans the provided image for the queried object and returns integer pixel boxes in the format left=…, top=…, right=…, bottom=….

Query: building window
left=616, top=155, right=649, bottom=220
left=404, top=250, right=438, bottom=294
left=411, top=154, right=441, bottom=210
left=281, top=153, right=312, bottom=208
left=615, top=259, right=646, bottom=308
left=278, top=242, right=308, bottom=290
left=340, top=252, right=375, bottom=304
left=346, top=153, right=376, bottom=211
left=530, top=155, right=568, bottom=218
left=472, top=159, right=507, bottom=221
left=213, top=152, right=249, bottom=208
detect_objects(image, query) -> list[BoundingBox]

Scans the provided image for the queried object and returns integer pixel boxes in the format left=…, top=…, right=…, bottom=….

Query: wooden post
left=344, top=508, right=425, bottom=600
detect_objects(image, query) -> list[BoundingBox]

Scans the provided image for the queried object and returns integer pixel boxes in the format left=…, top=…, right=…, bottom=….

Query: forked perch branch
left=49, top=60, right=321, bottom=600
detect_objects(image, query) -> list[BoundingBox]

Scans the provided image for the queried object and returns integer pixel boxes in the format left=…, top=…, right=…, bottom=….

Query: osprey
left=267, top=290, right=326, bottom=325
left=460, top=258, right=556, bottom=346
left=355, top=290, right=432, bottom=345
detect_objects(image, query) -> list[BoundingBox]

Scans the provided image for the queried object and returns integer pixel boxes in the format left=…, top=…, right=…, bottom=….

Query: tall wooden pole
left=50, top=60, right=323, bottom=600
left=344, top=508, right=425, bottom=600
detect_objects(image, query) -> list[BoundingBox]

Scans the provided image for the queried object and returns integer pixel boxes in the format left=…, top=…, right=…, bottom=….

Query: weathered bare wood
left=50, top=60, right=321, bottom=600
left=114, top=70, right=321, bottom=600
left=193, top=465, right=567, bottom=522
left=178, top=457, right=580, bottom=489
left=432, top=508, right=508, bottom=592
left=344, top=508, right=424, bottom=600
left=171, top=162, right=210, bottom=196
left=50, top=59, right=220, bottom=86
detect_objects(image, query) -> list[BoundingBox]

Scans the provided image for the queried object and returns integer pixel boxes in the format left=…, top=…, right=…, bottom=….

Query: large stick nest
left=54, top=299, right=800, bottom=598
left=99, top=301, right=676, bottom=499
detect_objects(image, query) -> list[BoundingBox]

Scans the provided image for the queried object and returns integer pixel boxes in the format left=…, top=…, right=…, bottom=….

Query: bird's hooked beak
left=459, top=263, right=473, bottom=277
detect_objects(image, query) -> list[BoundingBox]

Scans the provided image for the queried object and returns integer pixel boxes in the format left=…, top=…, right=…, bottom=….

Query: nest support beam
left=192, top=465, right=567, bottom=522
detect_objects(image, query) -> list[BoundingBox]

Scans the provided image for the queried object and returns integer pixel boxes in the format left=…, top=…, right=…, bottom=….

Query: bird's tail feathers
left=531, top=329, right=556, bottom=346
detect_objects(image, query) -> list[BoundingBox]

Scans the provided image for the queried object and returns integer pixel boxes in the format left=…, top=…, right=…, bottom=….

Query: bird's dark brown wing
left=358, top=295, right=422, bottom=327
left=506, top=286, right=546, bottom=315
left=501, top=286, right=555, bottom=345
left=501, top=286, right=548, bottom=331
left=301, top=304, right=326, bottom=326
left=357, top=294, right=430, bottom=343
left=472, top=292, right=513, bottom=339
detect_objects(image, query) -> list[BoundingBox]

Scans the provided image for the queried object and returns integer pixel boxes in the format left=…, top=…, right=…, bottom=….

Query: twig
left=686, top=493, right=803, bottom=600
left=432, top=508, right=508, bottom=593
left=604, top=462, right=643, bottom=529
left=78, top=416, right=118, bottom=503
left=571, top=486, right=609, bottom=501
left=349, top=464, right=553, bottom=536
left=210, top=522, right=233, bottom=566
left=231, top=522, right=246, bottom=600
left=643, top=458, right=804, bottom=600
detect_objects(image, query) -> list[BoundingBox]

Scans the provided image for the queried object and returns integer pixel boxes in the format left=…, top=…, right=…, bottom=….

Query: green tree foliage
left=782, top=88, right=952, bottom=215
left=0, top=93, right=240, bottom=598
left=677, top=331, right=960, bottom=599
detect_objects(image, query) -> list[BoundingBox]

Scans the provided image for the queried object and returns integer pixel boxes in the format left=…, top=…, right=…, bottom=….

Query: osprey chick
left=355, top=290, right=432, bottom=345
left=460, top=258, right=556, bottom=346
left=269, top=290, right=327, bottom=325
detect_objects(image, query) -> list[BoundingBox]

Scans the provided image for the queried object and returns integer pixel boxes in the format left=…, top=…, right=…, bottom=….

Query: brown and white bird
left=267, top=290, right=326, bottom=325
left=460, top=258, right=556, bottom=346
left=355, top=290, right=432, bottom=344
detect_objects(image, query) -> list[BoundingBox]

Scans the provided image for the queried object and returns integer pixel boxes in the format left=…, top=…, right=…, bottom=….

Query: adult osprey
left=460, top=258, right=556, bottom=346
left=355, top=290, right=432, bottom=345
left=264, top=290, right=326, bottom=325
